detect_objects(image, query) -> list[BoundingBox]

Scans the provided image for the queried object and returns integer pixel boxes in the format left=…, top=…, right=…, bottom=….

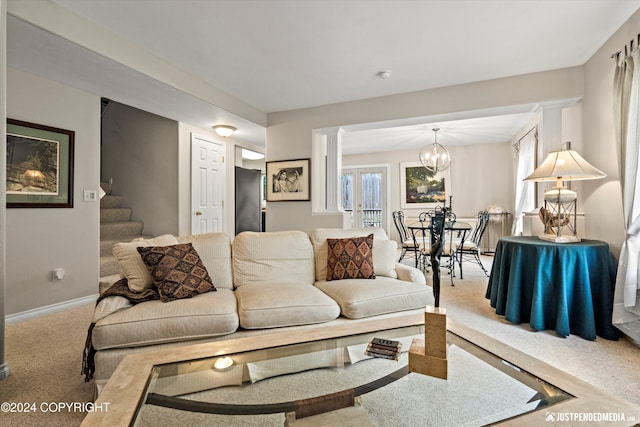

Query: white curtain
left=613, top=48, right=640, bottom=344
left=511, top=129, right=537, bottom=235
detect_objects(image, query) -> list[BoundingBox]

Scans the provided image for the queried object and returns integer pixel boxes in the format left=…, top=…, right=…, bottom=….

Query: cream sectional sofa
left=89, top=228, right=432, bottom=394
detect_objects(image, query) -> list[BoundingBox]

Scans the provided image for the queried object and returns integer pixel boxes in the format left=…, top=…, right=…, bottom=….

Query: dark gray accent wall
left=102, top=101, right=179, bottom=236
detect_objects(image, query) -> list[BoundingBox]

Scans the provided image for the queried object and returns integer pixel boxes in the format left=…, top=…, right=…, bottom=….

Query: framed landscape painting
left=266, top=158, right=310, bottom=201
left=400, top=161, right=450, bottom=209
left=6, top=119, right=75, bottom=208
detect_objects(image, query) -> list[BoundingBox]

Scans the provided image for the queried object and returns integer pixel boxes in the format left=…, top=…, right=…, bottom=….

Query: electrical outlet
left=84, top=190, right=98, bottom=202
left=53, top=268, right=65, bottom=280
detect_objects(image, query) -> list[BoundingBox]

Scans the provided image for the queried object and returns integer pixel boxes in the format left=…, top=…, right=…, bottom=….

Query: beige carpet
left=0, top=255, right=638, bottom=426
left=435, top=256, right=640, bottom=408
left=0, top=304, right=94, bottom=427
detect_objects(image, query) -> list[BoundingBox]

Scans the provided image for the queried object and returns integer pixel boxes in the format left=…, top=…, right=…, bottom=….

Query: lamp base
left=538, top=234, right=581, bottom=243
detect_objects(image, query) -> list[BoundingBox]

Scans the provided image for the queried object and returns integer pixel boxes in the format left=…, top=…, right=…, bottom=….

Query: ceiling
left=8, top=1, right=640, bottom=153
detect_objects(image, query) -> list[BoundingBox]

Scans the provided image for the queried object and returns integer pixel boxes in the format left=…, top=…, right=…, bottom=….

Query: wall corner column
left=0, top=0, right=11, bottom=380
left=324, top=128, right=344, bottom=212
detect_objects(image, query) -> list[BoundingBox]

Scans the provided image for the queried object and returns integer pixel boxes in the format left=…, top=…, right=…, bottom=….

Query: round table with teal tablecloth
left=485, top=236, right=621, bottom=340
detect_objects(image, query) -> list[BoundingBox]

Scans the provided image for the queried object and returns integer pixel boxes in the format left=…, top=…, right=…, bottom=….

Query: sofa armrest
left=92, top=296, right=132, bottom=323
left=394, top=263, right=426, bottom=286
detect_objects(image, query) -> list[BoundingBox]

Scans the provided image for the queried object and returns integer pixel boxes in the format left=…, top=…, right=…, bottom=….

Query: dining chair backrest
left=392, top=211, right=411, bottom=242
left=468, top=210, right=490, bottom=245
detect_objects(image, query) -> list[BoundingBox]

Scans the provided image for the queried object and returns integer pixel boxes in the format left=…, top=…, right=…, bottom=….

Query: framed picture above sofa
left=400, top=161, right=450, bottom=209
left=266, top=158, right=310, bottom=201
left=6, top=119, right=75, bottom=208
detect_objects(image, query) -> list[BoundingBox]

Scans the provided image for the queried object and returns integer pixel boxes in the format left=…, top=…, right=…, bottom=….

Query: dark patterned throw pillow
left=326, top=234, right=376, bottom=281
left=137, top=243, right=216, bottom=302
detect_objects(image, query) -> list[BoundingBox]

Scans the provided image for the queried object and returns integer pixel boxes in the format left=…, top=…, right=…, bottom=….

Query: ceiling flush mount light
left=242, top=149, right=265, bottom=160
left=419, top=127, right=451, bottom=174
left=525, top=147, right=606, bottom=243
left=213, top=125, right=237, bottom=137
left=377, top=70, right=391, bottom=79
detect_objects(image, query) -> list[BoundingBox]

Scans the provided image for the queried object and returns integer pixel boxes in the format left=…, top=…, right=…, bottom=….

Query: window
left=512, top=129, right=537, bottom=235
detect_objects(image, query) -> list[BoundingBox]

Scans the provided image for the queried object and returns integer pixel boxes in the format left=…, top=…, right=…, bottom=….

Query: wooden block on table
left=424, top=306, right=447, bottom=359
left=408, top=338, right=448, bottom=380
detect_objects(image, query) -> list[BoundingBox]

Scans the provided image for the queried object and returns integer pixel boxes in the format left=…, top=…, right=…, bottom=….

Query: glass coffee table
left=82, top=314, right=640, bottom=426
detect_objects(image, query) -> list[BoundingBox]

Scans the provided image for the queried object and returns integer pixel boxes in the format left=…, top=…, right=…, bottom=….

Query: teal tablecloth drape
left=486, top=236, right=620, bottom=340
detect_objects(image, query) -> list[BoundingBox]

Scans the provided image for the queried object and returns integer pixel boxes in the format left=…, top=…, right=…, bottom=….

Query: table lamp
left=524, top=148, right=606, bottom=243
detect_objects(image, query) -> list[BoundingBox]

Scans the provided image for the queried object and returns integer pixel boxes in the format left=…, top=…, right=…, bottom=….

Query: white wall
left=8, top=0, right=266, bottom=127
left=6, top=67, right=100, bottom=314
left=266, top=67, right=584, bottom=234
left=102, top=101, right=179, bottom=237
left=343, top=143, right=512, bottom=242
left=580, top=9, right=640, bottom=259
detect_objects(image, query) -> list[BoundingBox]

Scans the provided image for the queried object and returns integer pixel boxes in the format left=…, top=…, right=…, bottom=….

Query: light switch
left=84, top=190, right=98, bottom=201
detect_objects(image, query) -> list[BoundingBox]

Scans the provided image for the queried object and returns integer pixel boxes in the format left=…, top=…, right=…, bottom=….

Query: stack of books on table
left=365, top=337, right=401, bottom=360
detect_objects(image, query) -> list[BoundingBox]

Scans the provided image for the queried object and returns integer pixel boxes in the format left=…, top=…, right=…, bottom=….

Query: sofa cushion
left=315, top=276, right=433, bottom=319
left=233, top=231, right=315, bottom=287
left=310, top=228, right=397, bottom=281
left=373, top=239, right=399, bottom=278
left=113, top=234, right=179, bottom=292
left=137, top=243, right=215, bottom=302
left=92, top=290, right=239, bottom=350
left=236, top=282, right=340, bottom=329
left=177, top=233, right=234, bottom=290
left=326, top=234, right=375, bottom=281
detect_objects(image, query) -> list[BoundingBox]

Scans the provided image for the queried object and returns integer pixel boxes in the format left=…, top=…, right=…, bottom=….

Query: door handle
left=195, top=211, right=202, bottom=216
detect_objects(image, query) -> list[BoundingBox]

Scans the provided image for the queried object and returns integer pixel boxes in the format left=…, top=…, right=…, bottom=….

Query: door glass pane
left=361, top=172, right=382, bottom=228
left=341, top=172, right=354, bottom=228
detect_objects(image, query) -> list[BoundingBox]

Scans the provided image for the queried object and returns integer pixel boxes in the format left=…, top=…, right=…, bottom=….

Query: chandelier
left=419, top=127, right=451, bottom=174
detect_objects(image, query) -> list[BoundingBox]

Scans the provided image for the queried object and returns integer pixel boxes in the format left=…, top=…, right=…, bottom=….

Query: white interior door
left=341, top=166, right=387, bottom=233
left=191, top=133, right=225, bottom=234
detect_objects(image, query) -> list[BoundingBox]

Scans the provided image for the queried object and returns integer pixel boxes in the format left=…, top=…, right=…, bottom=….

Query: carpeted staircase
left=99, top=192, right=150, bottom=288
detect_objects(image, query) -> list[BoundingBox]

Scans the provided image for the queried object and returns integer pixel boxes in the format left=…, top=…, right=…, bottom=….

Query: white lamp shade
left=525, top=150, right=606, bottom=182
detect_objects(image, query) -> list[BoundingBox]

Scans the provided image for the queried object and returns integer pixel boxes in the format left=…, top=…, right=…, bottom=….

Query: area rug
left=134, top=342, right=541, bottom=426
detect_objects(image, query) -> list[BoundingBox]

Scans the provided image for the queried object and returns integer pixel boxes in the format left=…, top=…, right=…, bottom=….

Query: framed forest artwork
left=6, top=119, right=74, bottom=208
left=400, top=161, right=450, bottom=209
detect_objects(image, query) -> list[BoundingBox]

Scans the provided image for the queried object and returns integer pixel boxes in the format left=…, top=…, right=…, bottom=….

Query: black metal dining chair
left=454, top=210, right=491, bottom=276
left=392, top=210, right=419, bottom=266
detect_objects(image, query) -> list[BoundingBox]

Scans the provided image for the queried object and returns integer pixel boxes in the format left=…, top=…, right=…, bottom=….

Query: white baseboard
left=5, top=294, right=98, bottom=325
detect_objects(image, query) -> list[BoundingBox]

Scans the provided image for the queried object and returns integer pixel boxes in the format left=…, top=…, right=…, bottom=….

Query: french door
left=341, top=166, right=388, bottom=232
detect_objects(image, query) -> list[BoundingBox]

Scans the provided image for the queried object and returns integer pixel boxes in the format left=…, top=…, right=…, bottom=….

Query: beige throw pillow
left=113, top=234, right=179, bottom=292
left=373, top=239, right=398, bottom=279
